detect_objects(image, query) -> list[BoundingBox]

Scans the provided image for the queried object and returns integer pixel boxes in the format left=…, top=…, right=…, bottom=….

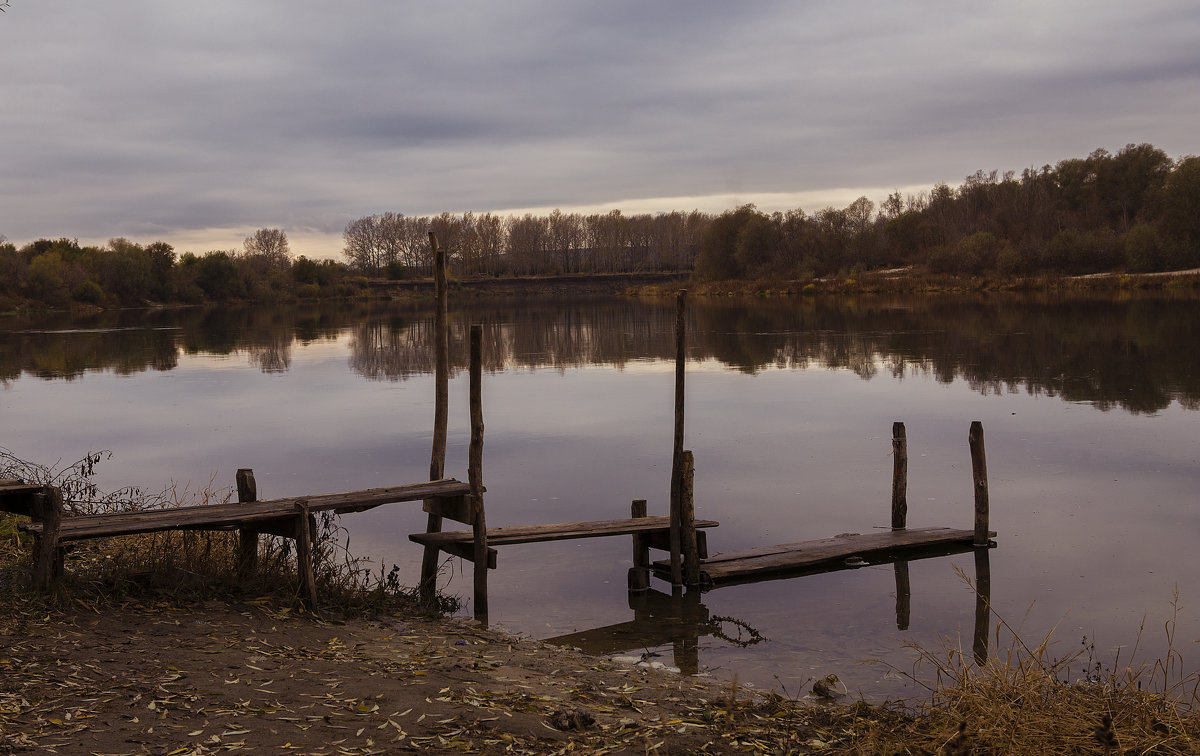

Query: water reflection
left=545, top=546, right=995, bottom=674
left=3, top=293, right=1200, bottom=414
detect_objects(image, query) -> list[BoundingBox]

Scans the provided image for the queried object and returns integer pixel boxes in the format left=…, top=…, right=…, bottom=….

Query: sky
left=2, top=1, right=1198, bottom=260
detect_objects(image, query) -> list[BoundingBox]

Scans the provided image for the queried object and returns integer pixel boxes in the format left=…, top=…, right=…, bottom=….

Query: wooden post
left=31, top=486, right=63, bottom=590
left=420, top=231, right=450, bottom=607
left=891, top=421, right=908, bottom=530
left=469, top=324, right=489, bottom=624
left=627, top=499, right=650, bottom=592
left=236, top=468, right=259, bottom=579
left=893, top=560, right=911, bottom=631
left=969, top=421, right=990, bottom=547
left=668, top=290, right=687, bottom=588
left=294, top=501, right=319, bottom=610
left=973, top=546, right=991, bottom=666
left=680, top=450, right=700, bottom=586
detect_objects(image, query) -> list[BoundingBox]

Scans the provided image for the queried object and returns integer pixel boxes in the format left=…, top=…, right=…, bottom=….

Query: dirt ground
left=0, top=597, right=826, bottom=755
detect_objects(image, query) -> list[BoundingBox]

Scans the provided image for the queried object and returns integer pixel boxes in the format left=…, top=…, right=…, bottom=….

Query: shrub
left=71, top=280, right=106, bottom=305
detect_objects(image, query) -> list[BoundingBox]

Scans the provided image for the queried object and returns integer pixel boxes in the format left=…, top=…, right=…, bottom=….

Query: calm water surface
left=3, top=293, right=1198, bottom=699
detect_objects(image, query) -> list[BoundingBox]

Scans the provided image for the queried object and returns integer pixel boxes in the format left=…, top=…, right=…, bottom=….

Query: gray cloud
left=2, top=1, right=1198, bottom=254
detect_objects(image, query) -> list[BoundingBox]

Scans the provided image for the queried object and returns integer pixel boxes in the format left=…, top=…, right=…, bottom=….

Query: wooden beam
left=680, top=450, right=700, bottom=586
left=20, top=479, right=471, bottom=541
left=422, top=494, right=473, bottom=524
left=438, top=540, right=498, bottom=569
left=683, top=527, right=994, bottom=585
left=409, top=516, right=719, bottom=547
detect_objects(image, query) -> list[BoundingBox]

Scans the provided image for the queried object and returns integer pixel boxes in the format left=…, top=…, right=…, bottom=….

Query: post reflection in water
left=546, top=545, right=995, bottom=676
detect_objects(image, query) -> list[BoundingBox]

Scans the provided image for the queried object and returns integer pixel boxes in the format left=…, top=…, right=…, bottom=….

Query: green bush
left=297, top=283, right=321, bottom=299
left=71, top=280, right=106, bottom=305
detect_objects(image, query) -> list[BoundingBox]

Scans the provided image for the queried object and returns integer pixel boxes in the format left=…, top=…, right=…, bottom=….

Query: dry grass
left=838, top=569, right=1200, bottom=754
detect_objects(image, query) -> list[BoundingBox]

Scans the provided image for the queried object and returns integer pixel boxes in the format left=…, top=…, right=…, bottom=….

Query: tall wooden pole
left=969, top=421, right=990, bottom=547
left=419, top=232, right=449, bottom=607
left=891, top=421, right=908, bottom=530
left=668, top=290, right=687, bottom=588
left=469, top=324, right=489, bottom=623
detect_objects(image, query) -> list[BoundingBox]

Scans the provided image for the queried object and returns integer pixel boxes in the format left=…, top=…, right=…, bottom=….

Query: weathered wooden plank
left=437, top=540, right=498, bottom=569
left=421, top=494, right=473, bottom=524
left=683, top=527, right=994, bottom=585
left=20, top=479, right=470, bottom=541
left=0, top=481, right=43, bottom=517
left=409, top=516, right=719, bottom=547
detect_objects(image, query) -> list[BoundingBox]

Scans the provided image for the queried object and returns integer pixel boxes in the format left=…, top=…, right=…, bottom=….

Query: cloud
left=2, top=1, right=1198, bottom=255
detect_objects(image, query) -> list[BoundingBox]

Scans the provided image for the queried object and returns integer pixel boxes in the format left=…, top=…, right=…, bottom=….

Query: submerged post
left=628, top=499, right=650, bottom=592
left=469, top=324, right=489, bottom=623
left=236, top=468, right=259, bottom=579
left=891, top=422, right=908, bottom=530
left=668, top=290, right=687, bottom=588
left=969, top=421, right=990, bottom=547
left=420, top=232, right=449, bottom=607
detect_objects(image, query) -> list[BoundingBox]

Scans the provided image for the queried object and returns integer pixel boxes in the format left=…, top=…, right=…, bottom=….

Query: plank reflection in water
left=550, top=547, right=994, bottom=675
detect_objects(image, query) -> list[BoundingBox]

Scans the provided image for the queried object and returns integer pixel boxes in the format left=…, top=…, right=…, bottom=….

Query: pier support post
left=469, top=324, right=489, bottom=624
left=628, top=499, right=650, bottom=592
left=680, top=450, right=701, bottom=586
left=669, top=290, right=687, bottom=588
left=236, top=468, right=259, bottom=578
left=420, top=232, right=449, bottom=609
left=891, top=422, right=907, bottom=530
left=31, top=486, right=63, bottom=590
left=294, top=500, right=319, bottom=610
left=969, top=421, right=990, bottom=547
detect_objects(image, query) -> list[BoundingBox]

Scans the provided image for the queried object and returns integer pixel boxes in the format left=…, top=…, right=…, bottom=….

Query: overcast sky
left=2, top=2, right=1198, bottom=259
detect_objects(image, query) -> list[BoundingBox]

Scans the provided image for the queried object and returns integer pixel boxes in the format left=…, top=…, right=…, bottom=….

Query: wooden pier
left=2, top=236, right=998, bottom=656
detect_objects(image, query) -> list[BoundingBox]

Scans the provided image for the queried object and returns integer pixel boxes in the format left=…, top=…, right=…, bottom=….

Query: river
left=3, top=292, right=1198, bottom=699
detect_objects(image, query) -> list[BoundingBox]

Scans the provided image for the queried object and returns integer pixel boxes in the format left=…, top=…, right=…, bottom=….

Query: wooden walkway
left=19, top=480, right=470, bottom=541
left=653, top=526, right=996, bottom=588
left=3, top=474, right=470, bottom=602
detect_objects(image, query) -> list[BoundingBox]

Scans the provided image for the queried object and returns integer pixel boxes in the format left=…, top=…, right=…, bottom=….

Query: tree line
left=340, top=209, right=708, bottom=278
left=4, top=142, right=1198, bottom=310
left=693, top=143, right=1200, bottom=280
left=0, top=229, right=358, bottom=310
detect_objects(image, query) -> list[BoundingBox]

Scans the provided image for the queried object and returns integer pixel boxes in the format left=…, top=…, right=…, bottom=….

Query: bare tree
left=243, top=228, right=290, bottom=268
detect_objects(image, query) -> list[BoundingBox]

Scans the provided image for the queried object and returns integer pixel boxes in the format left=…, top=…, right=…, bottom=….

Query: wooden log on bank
left=891, top=421, right=908, bottom=530
left=236, top=468, right=259, bottom=578
left=420, top=231, right=449, bottom=608
left=469, top=324, right=488, bottom=623
left=969, top=421, right=990, bottom=547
